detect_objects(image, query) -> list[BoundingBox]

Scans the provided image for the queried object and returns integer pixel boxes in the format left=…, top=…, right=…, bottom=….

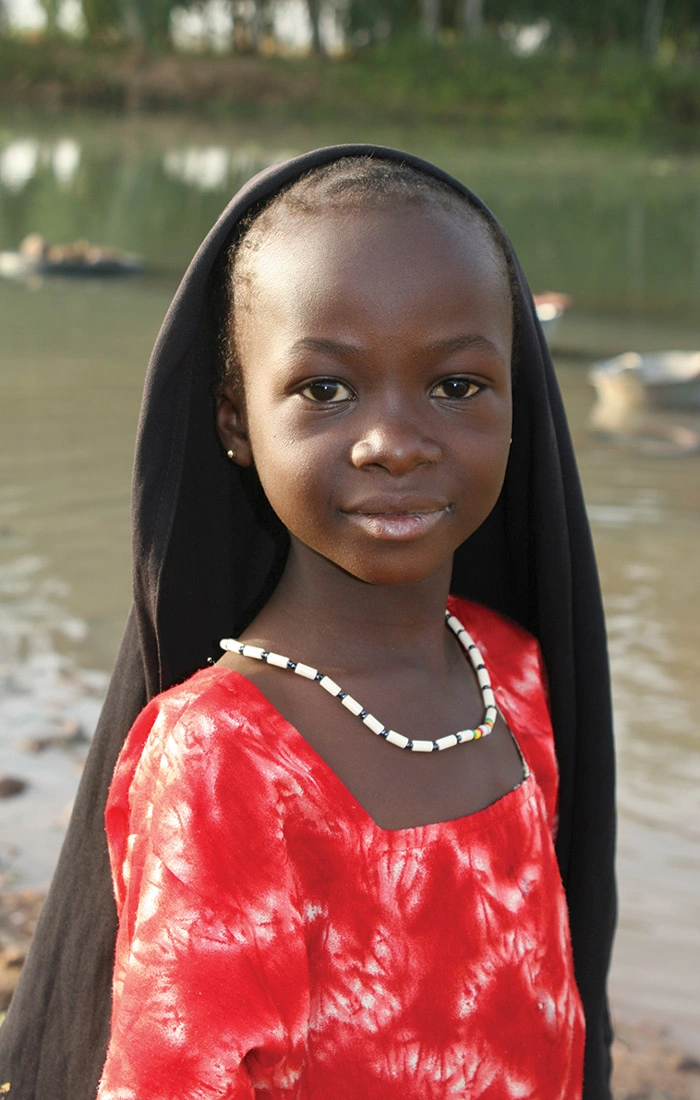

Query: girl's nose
left=350, top=413, right=442, bottom=476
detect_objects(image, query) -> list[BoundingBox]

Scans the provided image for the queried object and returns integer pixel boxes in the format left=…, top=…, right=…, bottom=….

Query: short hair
left=220, top=156, right=519, bottom=392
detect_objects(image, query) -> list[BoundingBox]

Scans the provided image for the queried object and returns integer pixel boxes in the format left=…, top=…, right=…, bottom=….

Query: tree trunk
left=462, top=0, right=483, bottom=37
left=643, top=0, right=664, bottom=57
left=39, top=0, right=60, bottom=37
left=420, top=0, right=440, bottom=39
left=250, top=0, right=275, bottom=52
left=120, top=0, right=145, bottom=47
left=306, top=0, right=324, bottom=55
left=232, top=0, right=265, bottom=54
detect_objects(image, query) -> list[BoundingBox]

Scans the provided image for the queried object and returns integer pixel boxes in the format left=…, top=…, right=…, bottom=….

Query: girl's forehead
left=246, top=203, right=507, bottom=299
left=234, top=202, right=512, bottom=360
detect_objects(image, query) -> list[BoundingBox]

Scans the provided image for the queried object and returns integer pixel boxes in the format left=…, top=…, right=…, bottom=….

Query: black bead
left=261, top=651, right=269, bottom=661
left=314, top=672, right=324, bottom=682
left=360, top=710, right=368, bottom=719
left=287, top=660, right=297, bottom=670
left=380, top=728, right=389, bottom=738
left=338, top=690, right=346, bottom=700
left=432, top=741, right=440, bottom=751
left=406, top=740, right=414, bottom=750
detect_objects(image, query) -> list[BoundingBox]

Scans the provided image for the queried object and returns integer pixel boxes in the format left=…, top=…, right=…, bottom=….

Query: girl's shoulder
left=107, top=667, right=289, bottom=827
left=110, top=666, right=261, bottom=789
left=106, top=666, right=293, bottom=907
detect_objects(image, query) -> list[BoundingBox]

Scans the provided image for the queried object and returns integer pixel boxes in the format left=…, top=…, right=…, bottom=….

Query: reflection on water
left=162, top=144, right=290, bottom=191
left=555, top=356, right=700, bottom=1052
left=0, top=115, right=698, bottom=1049
left=0, top=138, right=82, bottom=192
left=2, top=112, right=700, bottom=315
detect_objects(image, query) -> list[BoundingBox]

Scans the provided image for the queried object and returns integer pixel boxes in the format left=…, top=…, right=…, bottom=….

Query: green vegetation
left=1, top=32, right=699, bottom=148
left=4, top=0, right=699, bottom=55
left=0, top=0, right=699, bottom=145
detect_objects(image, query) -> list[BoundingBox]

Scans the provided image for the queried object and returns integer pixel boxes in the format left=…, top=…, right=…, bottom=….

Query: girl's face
left=218, top=203, right=513, bottom=587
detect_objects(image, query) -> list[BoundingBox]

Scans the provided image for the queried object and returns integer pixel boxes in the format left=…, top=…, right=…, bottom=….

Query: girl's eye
left=430, top=378, right=482, bottom=400
left=300, top=379, right=354, bottom=403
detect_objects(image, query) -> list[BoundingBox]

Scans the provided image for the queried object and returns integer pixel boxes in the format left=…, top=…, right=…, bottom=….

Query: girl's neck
left=250, top=539, right=455, bottom=676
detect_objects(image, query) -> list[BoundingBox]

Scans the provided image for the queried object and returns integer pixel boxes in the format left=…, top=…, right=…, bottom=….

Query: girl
left=0, top=146, right=615, bottom=1099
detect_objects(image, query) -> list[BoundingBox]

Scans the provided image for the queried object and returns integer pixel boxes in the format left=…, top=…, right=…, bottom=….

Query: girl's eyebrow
left=291, top=334, right=503, bottom=357
left=426, top=334, right=503, bottom=357
left=291, top=336, right=363, bottom=355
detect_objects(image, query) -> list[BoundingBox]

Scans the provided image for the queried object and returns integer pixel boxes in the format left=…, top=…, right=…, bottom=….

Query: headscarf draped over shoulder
left=0, top=145, right=615, bottom=1100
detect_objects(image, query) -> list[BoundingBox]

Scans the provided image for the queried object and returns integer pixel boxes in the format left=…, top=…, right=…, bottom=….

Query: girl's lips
left=342, top=509, right=449, bottom=541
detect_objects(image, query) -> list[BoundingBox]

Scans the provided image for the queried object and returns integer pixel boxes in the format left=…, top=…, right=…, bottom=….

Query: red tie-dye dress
left=98, top=598, right=585, bottom=1100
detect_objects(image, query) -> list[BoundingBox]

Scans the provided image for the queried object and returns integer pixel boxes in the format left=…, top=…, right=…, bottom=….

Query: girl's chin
left=283, top=530, right=463, bottom=589
left=329, top=550, right=455, bottom=590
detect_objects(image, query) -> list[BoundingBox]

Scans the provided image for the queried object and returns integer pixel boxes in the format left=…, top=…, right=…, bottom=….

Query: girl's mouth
left=342, top=508, right=451, bottom=541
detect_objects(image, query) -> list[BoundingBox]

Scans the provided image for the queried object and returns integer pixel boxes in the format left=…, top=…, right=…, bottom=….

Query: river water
left=0, top=112, right=699, bottom=1052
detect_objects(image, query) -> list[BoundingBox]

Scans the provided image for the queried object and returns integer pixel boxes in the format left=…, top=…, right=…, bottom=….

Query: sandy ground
left=1, top=889, right=699, bottom=1097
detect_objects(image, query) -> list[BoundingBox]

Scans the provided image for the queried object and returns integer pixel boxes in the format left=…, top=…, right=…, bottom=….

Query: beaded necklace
left=220, top=611, right=497, bottom=753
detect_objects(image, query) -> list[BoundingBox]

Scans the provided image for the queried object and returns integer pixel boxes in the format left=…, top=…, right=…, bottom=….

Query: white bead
left=266, top=652, right=290, bottom=669
left=363, top=714, right=385, bottom=735
left=294, top=662, right=318, bottom=680
left=319, top=676, right=341, bottom=696
left=435, top=734, right=459, bottom=750
left=386, top=730, right=410, bottom=749
left=341, top=695, right=364, bottom=716
left=223, top=609, right=496, bottom=753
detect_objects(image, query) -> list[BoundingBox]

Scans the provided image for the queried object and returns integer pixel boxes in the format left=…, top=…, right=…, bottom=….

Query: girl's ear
left=216, top=383, right=254, bottom=467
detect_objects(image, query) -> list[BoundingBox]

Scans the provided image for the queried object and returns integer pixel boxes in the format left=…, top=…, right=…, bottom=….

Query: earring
left=227, top=448, right=237, bottom=460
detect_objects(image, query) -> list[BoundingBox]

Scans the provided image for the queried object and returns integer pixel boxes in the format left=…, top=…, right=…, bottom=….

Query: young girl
left=0, top=146, right=615, bottom=1100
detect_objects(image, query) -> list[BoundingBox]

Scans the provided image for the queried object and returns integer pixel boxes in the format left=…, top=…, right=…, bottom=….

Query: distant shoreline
left=1, top=38, right=699, bottom=149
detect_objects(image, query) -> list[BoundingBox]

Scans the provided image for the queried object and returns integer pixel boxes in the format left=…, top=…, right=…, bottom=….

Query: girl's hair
left=220, top=156, right=520, bottom=393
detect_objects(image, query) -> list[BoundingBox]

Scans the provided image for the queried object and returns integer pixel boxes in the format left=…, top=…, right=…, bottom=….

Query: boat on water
left=0, top=234, right=144, bottom=279
left=589, top=350, right=700, bottom=411
left=534, top=292, right=571, bottom=345
left=588, top=350, right=700, bottom=456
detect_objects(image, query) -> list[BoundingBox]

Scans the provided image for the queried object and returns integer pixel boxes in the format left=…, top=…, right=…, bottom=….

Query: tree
left=420, top=0, right=440, bottom=37
left=38, top=0, right=62, bottom=37
left=81, top=0, right=121, bottom=42
left=343, top=0, right=421, bottom=44
left=462, top=0, right=483, bottom=36
left=230, top=0, right=277, bottom=53
left=643, top=0, right=665, bottom=55
left=128, top=0, right=181, bottom=47
left=305, top=0, right=323, bottom=53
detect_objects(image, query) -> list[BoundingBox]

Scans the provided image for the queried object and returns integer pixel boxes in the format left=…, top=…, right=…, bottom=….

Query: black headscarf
left=0, top=146, right=615, bottom=1099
